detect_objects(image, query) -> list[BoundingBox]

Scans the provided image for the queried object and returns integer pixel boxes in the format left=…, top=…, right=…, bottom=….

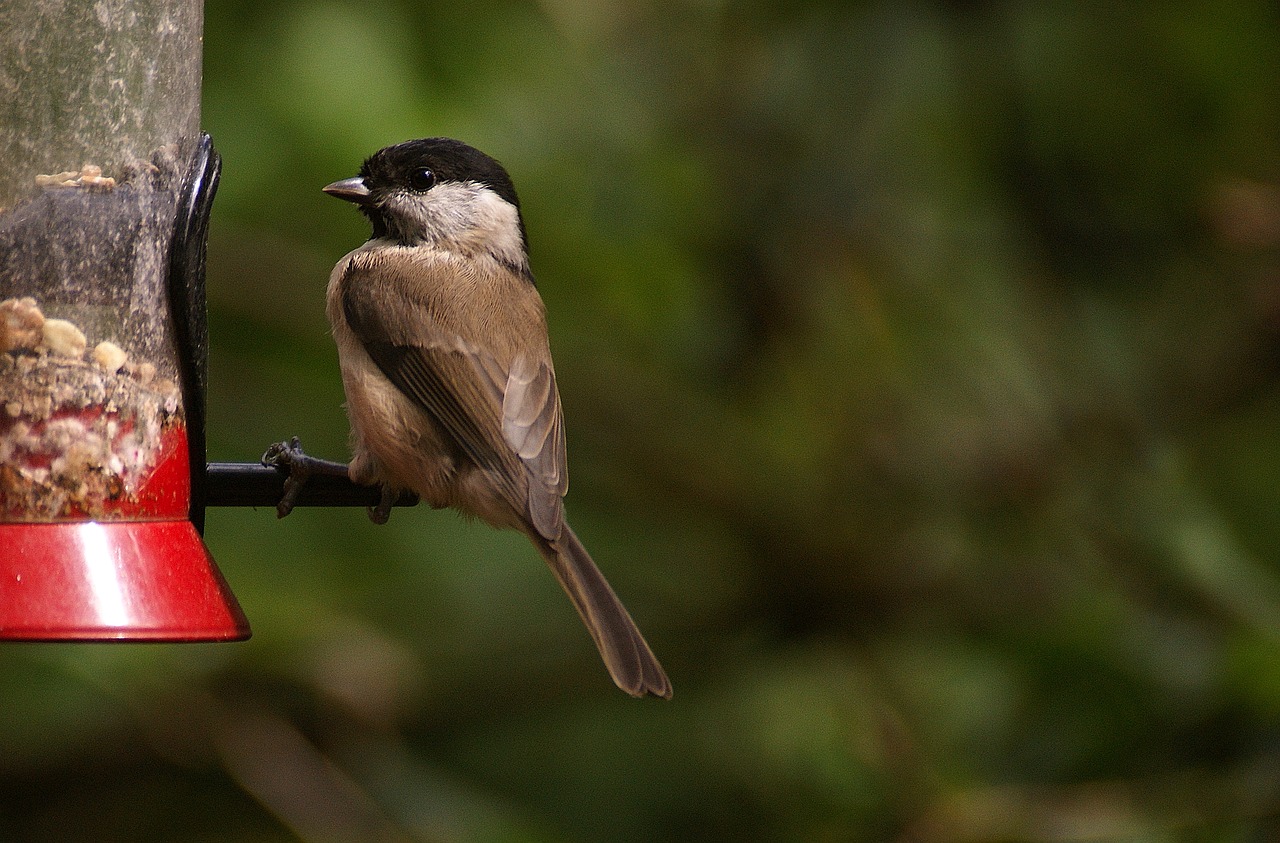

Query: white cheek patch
left=384, top=182, right=527, bottom=269
left=460, top=184, right=527, bottom=266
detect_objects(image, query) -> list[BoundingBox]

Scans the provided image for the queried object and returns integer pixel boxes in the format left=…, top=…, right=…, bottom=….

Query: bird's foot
left=261, top=435, right=351, bottom=519
left=367, top=484, right=398, bottom=525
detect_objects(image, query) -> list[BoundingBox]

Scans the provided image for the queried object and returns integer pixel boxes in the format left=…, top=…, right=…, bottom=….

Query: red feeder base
left=0, top=521, right=250, bottom=641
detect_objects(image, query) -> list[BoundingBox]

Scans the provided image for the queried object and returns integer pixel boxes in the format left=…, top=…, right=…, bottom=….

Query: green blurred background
left=5, top=0, right=1280, bottom=840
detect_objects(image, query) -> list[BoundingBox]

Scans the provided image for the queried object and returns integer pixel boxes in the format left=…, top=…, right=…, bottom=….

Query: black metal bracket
left=169, top=133, right=218, bottom=532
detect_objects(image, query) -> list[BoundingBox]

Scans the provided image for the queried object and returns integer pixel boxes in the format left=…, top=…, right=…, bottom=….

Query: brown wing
left=500, top=351, right=568, bottom=528
left=341, top=259, right=568, bottom=540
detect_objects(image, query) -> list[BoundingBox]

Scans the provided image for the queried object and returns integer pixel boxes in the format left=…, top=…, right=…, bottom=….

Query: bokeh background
left=5, top=1, right=1280, bottom=840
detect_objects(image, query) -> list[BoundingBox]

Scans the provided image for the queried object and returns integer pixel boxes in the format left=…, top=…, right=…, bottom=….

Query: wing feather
left=341, top=258, right=568, bottom=538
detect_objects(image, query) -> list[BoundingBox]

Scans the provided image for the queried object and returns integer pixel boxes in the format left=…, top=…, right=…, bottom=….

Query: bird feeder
left=1, top=0, right=414, bottom=639
left=0, top=0, right=415, bottom=642
left=0, top=0, right=246, bottom=639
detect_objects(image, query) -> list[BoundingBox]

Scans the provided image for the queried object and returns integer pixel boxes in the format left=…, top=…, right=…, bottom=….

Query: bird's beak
left=323, top=176, right=372, bottom=205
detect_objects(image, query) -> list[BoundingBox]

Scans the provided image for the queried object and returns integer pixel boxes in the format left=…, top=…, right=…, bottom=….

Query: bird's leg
left=367, top=484, right=398, bottom=525
left=261, top=436, right=351, bottom=519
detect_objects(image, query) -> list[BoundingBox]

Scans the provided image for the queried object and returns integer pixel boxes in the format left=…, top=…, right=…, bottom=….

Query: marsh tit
left=314, top=138, right=670, bottom=698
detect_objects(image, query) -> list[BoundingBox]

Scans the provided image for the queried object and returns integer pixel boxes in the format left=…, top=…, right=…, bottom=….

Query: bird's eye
left=408, top=168, right=436, bottom=191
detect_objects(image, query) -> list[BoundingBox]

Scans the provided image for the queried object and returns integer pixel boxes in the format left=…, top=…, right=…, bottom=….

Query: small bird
left=309, top=138, right=670, bottom=698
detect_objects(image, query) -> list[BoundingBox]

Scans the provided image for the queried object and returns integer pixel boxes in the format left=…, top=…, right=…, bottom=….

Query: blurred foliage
left=4, top=0, right=1280, bottom=840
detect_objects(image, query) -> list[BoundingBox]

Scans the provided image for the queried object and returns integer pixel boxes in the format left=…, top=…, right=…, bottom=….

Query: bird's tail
left=536, top=524, right=672, bottom=699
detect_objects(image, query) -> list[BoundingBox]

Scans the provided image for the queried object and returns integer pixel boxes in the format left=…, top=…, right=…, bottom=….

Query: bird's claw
left=262, top=436, right=402, bottom=522
left=262, top=435, right=310, bottom=519
left=367, top=484, right=398, bottom=525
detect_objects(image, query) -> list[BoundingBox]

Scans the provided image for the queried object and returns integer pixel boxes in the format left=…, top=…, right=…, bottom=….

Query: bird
left=286, top=137, right=670, bottom=698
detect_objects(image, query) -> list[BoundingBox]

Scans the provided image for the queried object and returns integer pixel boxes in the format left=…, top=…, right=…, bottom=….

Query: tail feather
left=536, top=524, right=672, bottom=699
